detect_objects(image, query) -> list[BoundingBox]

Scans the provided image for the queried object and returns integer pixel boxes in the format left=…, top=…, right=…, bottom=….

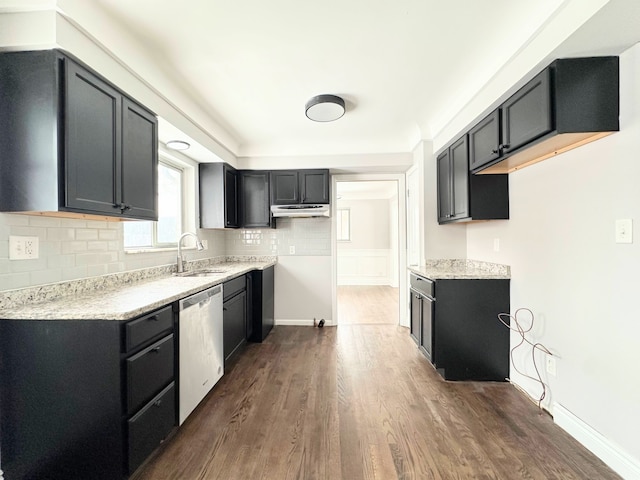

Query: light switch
left=615, top=219, right=633, bottom=244
left=9, top=235, right=39, bottom=260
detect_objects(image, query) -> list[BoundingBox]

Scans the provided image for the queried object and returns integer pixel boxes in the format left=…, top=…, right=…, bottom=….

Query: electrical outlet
left=9, top=236, right=39, bottom=260
left=201, top=240, right=208, bottom=250
left=546, top=356, right=556, bottom=376
left=289, top=246, right=296, bottom=255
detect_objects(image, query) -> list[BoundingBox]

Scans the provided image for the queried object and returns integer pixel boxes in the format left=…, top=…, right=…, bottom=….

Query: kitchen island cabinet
left=0, top=49, right=158, bottom=221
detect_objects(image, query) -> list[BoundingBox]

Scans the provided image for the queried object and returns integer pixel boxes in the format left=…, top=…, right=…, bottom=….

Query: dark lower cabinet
left=410, top=273, right=510, bottom=381
left=223, top=276, right=248, bottom=364
left=0, top=305, right=176, bottom=480
left=248, top=266, right=275, bottom=342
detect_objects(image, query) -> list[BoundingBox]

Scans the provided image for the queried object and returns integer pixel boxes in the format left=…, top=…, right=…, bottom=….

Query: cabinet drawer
left=126, top=334, right=174, bottom=415
left=410, top=274, right=434, bottom=298
left=223, top=275, right=246, bottom=301
left=128, top=382, right=175, bottom=474
left=125, top=306, right=173, bottom=352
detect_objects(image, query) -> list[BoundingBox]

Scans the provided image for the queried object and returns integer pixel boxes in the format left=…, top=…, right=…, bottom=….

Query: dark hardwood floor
left=132, top=325, right=619, bottom=480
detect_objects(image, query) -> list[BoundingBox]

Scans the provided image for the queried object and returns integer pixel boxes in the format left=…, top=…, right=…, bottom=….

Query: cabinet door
left=223, top=291, right=246, bottom=363
left=224, top=166, right=239, bottom=228
left=299, top=170, right=330, bottom=204
left=240, top=171, right=272, bottom=228
left=270, top=171, right=299, bottom=204
left=501, top=69, right=552, bottom=153
left=436, top=150, right=451, bottom=222
left=450, top=136, right=469, bottom=221
left=420, top=295, right=434, bottom=363
left=409, top=289, right=421, bottom=345
left=468, top=110, right=500, bottom=171
left=64, top=59, right=122, bottom=215
left=121, top=98, right=158, bottom=220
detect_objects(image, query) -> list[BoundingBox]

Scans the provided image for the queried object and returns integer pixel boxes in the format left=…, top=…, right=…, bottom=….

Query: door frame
left=331, top=173, right=408, bottom=327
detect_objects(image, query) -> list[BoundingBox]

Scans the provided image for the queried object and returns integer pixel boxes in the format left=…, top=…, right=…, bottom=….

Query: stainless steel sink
left=175, top=268, right=227, bottom=277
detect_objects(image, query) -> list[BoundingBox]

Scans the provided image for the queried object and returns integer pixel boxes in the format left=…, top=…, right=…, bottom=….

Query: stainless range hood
left=270, top=204, right=330, bottom=218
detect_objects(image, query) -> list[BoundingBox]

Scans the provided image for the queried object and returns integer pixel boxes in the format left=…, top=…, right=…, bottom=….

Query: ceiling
left=86, top=1, right=640, bottom=160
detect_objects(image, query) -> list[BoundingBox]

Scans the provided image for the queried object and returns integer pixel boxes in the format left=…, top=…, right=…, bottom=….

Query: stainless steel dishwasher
left=176, top=285, right=224, bottom=425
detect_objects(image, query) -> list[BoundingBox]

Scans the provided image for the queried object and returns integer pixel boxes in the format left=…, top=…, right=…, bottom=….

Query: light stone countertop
left=408, top=259, right=510, bottom=280
left=0, top=260, right=276, bottom=321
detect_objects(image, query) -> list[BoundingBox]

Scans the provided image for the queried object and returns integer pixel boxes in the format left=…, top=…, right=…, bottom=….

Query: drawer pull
left=154, top=399, right=162, bottom=407
left=151, top=347, right=161, bottom=353
left=147, top=315, right=158, bottom=321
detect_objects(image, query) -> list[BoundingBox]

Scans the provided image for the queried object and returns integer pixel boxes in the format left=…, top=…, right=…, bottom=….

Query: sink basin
left=175, top=268, right=228, bottom=277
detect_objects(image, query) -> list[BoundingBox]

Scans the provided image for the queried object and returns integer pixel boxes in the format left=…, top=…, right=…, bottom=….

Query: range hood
left=270, top=204, right=330, bottom=218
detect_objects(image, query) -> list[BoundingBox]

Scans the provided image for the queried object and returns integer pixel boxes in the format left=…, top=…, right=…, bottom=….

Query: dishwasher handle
left=178, top=285, right=222, bottom=310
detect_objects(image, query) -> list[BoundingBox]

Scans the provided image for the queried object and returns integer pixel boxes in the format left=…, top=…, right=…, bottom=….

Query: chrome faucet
left=177, top=232, right=205, bottom=273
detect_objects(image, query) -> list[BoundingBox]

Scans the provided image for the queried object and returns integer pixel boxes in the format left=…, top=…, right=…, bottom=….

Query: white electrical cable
left=498, top=308, right=553, bottom=410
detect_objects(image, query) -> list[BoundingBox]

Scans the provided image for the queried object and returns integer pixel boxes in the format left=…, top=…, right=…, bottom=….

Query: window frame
left=336, top=207, right=351, bottom=242
left=124, top=151, right=194, bottom=252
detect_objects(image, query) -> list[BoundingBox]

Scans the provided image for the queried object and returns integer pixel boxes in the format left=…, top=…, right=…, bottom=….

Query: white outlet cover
left=615, top=219, right=633, bottom=244
left=9, top=235, right=40, bottom=260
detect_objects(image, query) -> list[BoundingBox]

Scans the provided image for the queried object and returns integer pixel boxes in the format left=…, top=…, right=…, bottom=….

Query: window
left=124, top=161, right=184, bottom=249
left=337, top=208, right=350, bottom=241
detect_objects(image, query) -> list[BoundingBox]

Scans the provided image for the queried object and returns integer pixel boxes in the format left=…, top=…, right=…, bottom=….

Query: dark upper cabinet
left=240, top=171, right=274, bottom=228
left=0, top=49, right=158, bottom=220
left=199, top=163, right=239, bottom=229
left=471, top=56, right=619, bottom=174
left=501, top=69, right=552, bottom=154
left=468, top=110, right=501, bottom=171
left=300, top=169, right=330, bottom=204
left=270, top=169, right=330, bottom=205
left=437, top=135, right=509, bottom=224
left=270, top=170, right=299, bottom=205
left=437, top=136, right=469, bottom=223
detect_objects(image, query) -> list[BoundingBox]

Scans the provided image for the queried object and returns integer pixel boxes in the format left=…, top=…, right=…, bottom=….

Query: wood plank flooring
left=132, top=325, right=620, bottom=480
left=337, top=285, right=399, bottom=325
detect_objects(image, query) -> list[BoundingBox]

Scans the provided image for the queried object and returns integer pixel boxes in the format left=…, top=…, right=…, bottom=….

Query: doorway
left=331, top=174, right=407, bottom=327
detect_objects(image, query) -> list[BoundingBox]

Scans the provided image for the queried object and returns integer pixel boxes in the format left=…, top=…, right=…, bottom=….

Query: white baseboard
left=337, top=276, right=392, bottom=286
left=553, top=403, right=640, bottom=480
left=275, top=319, right=334, bottom=326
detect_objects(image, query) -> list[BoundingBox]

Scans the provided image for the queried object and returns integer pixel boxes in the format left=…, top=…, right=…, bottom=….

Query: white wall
left=336, top=198, right=393, bottom=286
left=465, top=43, right=640, bottom=470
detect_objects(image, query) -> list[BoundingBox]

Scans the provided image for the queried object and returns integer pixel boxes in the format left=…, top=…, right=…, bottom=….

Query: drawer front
left=125, top=305, right=173, bottom=352
left=128, top=382, right=176, bottom=474
left=223, top=275, right=246, bottom=301
left=410, top=274, right=434, bottom=298
left=127, top=334, right=174, bottom=415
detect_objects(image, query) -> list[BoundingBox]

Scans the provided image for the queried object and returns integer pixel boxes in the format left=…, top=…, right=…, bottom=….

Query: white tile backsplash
left=0, top=213, right=227, bottom=291
left=225, top=217, right=331, bottom=256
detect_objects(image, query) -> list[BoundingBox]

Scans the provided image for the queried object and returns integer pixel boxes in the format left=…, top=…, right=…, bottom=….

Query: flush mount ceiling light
left=166, top=140, right=190, bottom=151
left=305, top=94, right=345, bottom=122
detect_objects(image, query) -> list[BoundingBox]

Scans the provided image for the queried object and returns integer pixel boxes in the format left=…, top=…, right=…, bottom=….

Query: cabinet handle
left=491, top=149, right=499, bottom=154
left=499, top=144, right=510, bottom=150
left=147, top=315, right=158, bottom=322
left=151, top=347, right=161, bottom=353
left=154, top=399, right=162, bottom=407
left=123, top=204, right=131, bottom=211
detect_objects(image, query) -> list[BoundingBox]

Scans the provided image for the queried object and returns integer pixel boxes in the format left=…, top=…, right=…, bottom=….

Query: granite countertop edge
left=0, top=259, right=276, bottom=321
left=408, top=259, right=511, bottom=280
